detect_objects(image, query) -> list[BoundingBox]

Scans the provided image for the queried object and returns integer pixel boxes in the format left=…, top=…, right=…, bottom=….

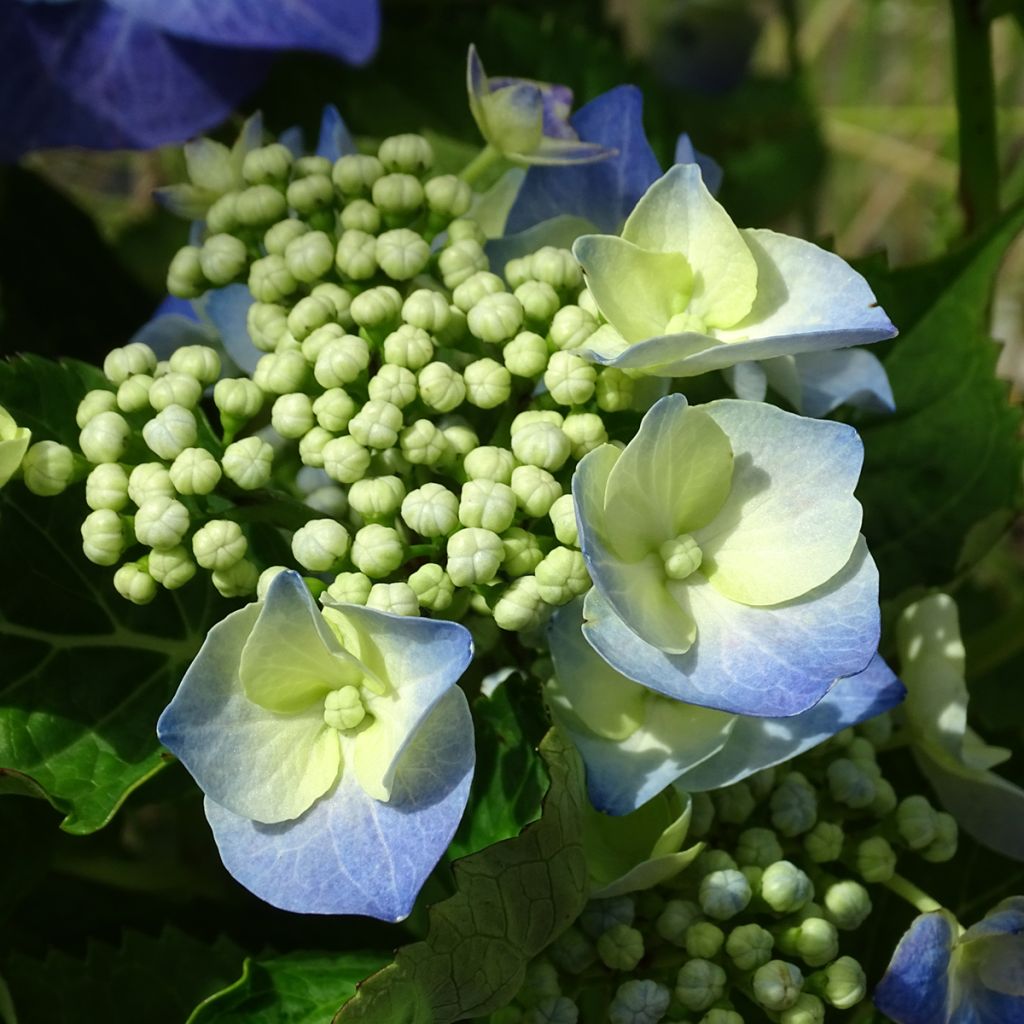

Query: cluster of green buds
left=19, top=131, right=652, bottom=623
left=486, top=712, right=956, bottom=1023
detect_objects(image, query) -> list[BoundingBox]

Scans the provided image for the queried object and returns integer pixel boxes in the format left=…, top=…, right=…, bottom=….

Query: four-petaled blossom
left=573, top=165, right=896, bottom=377
left=466, top=45, right=617, bottom=166
left=157, top=570, right=475, bottom=920
left=548, top=598, right=904, bottom=814
left=573, top=394, right=879, bottom=717
left=897, top=594, right=1024, bottom=861
left=0, top=405, right=32, bottom=489
left=875, top=898, right=1024, bottom=1023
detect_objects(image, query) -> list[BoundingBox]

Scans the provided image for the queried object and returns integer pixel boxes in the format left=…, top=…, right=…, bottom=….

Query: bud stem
left=459, top=144, right=503, bottom=186
left=882, top=872, right=943, bottom=915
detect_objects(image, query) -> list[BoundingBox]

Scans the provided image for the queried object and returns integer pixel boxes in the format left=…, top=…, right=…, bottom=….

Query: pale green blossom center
left=659, top=534, right=703, bottom=581
left=323, top=684, right=370, bottom=732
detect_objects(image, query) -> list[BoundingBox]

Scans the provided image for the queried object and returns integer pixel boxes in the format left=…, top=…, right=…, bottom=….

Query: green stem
left=884, top=872, right=944, bottom=914
left=951, top=0, right=1000, bottom=231
left=459, top=145, right=503, bottom=186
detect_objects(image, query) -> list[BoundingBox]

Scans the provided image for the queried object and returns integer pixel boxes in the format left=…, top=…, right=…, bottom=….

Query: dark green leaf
left=336, top=729, right=588, bottom=1024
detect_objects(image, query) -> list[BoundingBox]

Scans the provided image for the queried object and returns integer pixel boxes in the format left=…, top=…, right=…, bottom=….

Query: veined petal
left=240, top=571, right=364, bottom=713
left=198, top=284, right=259, bottom=375
left=674, top=133, right=723, bottom=196
left=621, top=165, right=757, bottom=330
left=582, top=537, right=879, bottom=717
left=695, top=400, right=863, bottom=606
left=316, top=104, right=357, bottom=161
left=573, top=235, right=691, bottom=344
left=875, top=911, right=958, bottom=1024
left=780, top=349, right=895, bottom=417
left=204, top=687, right=474, bottom=920
left=156, top=603, right=341, bottom=824
left=481, top=82, right=544, bottom=157
left=722, top=360, right=769, bottom=403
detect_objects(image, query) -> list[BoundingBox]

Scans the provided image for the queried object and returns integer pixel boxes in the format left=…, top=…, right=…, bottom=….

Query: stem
left=884, top=872, right=944, bottom=914
left=951, top=0, right=1000, bottom=231
left=459, top=145, right=503, bottom=186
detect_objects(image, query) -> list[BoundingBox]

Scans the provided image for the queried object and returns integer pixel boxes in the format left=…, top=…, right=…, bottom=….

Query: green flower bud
left=322, top=436, right=371, bottom=484
left=401, top=482, right=460, bottom=537
left=80, top=509, right=126, bottom=566
left=464, top=358, right=512, bottom=409
left=398, top=419, right=448, bottom=466
left=192, top=519, right=247, bottom=571
left=347, top=477, right=404, bottom=522
left=418, top=362, right=466, bottom=413
left=311, top=283, right=354, bottom=326
left=169, top=447, right=222, bottom=495
left=580, top=897, right=636, bottom=940
left=339, top=198, right=381, bottom=234
left=493, top=575, right=545, bottom=632
left=869, top=778, right=898, bottom=817
left=248, top=254, right=298, bottom=304
left=760, top=861, right=814, bottom=914
left=656, top=899, right=702, bottom=946
left=299, top=428, right=331, bottom=466
left=820, top=956, right=866, bottom=1009
left=408, top=563, right=454, bottom=612
left=128, top=463, right=174, bottom=505
left=199, top=233, right=248, bottom=286
left=846, top=736, right=879, bottom=769
left=204, top=191, right=239, bottom=234
left=115, top=373, right=153, bottom=413
left=135, top=495, right=190, bottom=549
left=222, top=436, right=274, bottom=490
left=446, top=527, right=503, bottom=587
left=268, top=393, right=313, bottom=440
left=690, top=792, right=715, bottom=836
left=147, top=372, right=201, bottom=413
left=368, top=364, right=417, bottom=409
left=467, top=292, right=524, bottom=344
left=696, top=849, right=738, bottom=878
left=256, top=566, right=289, bottom=600
left=350, top=285, right=403, bottom=331
left=779, top=993, right=825, bottom=1024
left=453, top=271, right=505, bottom=314
left=535, top=547, right=589, bottom=605
left=314, top=335, right=370, bottom=389
left=80, top=410, right=131, bottom=464
left=242, top=143, right=293, bottom=185
left=212, top=558, right=259, bottom=598
left=608, top=980, right=670, bottom=1024
left=22, top=441, right=74, bottom=496
left=726, top=923, right=775, bottom=971
left=460, top=479, right=517, bottom=533
left=686, top=921, right=725, bottom=958
left=736, top=827, right=784, bottom=868
left=597, top=924, right=645, bottom=972
left=371, top=173, right=424, bottom=217
left=114, top=563, right=158, bottom=605
left=142, top=405, right=197, bottom=461
left=424, top=174, right=472, bottom=218
left=383, top=324, right=434, bottom=370
left=291, top=519, right=351, bottom=572
left=548, top=927, right=596, bottom=976
left=504, top=256, right=530, bottom=289
left=803, top=822, right=844, bottom=864
left=529, top=247, right=582, bottom=292
left=399, top=291, right=448, bottom=335
left=348, top=400, right=403, bottom=450
left=511, top=421, right=571, bottom=472
left=167, top=245, right=208, bottom=299
left=85, top=463, right=129, bottom=512
left=515, top=281, right=561, bottom=327
left=519, top=960, right=561, bottom=1006
left=674, top=959, right=726, bottom=1013
left=235, top=184, right=288, bottom=226
left=753, top=960, right=803, bottom=1012
left=548, top=493, right=578, bottom=546
left=447, top=218, right=485, bottom=244
left=790, top=918, right=839, bottom=968
left=544, top=351, right=596, bottom=406
left=148, top=545, right=196, bottom=590
left=284, top=230, right=334, bottom=284
left=332, top=153, right=384, bottom=196
left=577, top=287, right=601, bottom=319
left=465, top=446, right=515, bottom=485
left=324, top=571, right=373, bottom=606
left=549, top=305, right=598, bottom=352
left=334, top=229, right=378, bottom=280
left=699, top=1011, right=743, bottom=1024
left=292, top=155, right=331, bottom=177
left=561, top=413, right=607, bottom=460
left=500, top=527, right=544, bottom=577
left=503, top=331, right=549, bottom=378
left=714, top=782, right=756, bottom=825
left=440, top=418, right=478, bottom=460
left=367, top=581, right=419, bottom=616
left=376, top=228, right=430, bottom=281
left=246, top=302, right=290, bottom=352
left=770, top=772, right=818, bottom=837
left=922, top=811, right=958, bottom=862
left=826, top=758, right=876, bottom=809
left=76, top=389, right=117, bottom=428
left=896, top=795, right=938, bottom=850
left=822, top=879, right=871, bottom=930
left=697, top=868, right=752, bottom=922
left=286, top=173, right=334, bottom=216
left=511, top=465, right=562, bottom=518
left=855, top=836, right=896, bottom=883
left=439, top=238, right=489, bottom=289
left=351, top=524, right=405, bottom=578
left=595, top=367, right=636, bottom=412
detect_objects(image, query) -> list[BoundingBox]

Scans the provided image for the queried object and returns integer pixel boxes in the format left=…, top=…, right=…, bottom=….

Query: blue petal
left=204, top=686, right=474, bottom=920
left=505, top=85, right=661, bottom=235
left=105, top=0, right=380, bottom=65
left=196, top=284, right=259, bottom=375
left=582, top=537, right=880, bottom=717
left=316, top=104, right=357, bottom=162
left=677, top=654, right=905, bottom=791
left=1, top=4, right=271, bottom=158
left=766, top=349, right=896, bottom=418
left=874, top=912, right=957, bottom=1024
left=674, top=133, right=723, bottom=196
left=130, top=299, right=215, bottom=360
left=965, top=898, right=1024, bottom=941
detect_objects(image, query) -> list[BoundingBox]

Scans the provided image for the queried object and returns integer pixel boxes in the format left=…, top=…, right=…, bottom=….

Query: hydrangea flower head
left=0, top=405, right=32, bottom=489
left=573, top=165, right=896, bottom=377
left=157, top=570, right=474, bottom=920
left=875, top=898, right=1024, bottom=1023
left=573, top=394, right=879, bottom=717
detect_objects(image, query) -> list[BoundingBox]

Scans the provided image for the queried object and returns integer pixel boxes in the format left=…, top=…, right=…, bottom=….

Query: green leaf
left=448, top=674, right=548, bottom=860
left=2, top=927, right=243, bottom=1024
left=188, top=952, right=390, bottom=1024
left=0, top=357, right=224, bottom=833
left=857, top=204, right=1024, bottom=599
left=336, top=729, right=588, bottom=1024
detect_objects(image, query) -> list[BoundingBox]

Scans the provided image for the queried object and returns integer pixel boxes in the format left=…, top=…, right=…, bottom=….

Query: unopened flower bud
left=383, top=324, right=434, bottom=370
left=922, top=811, right=958, bottom=862
left=736, top=827, right=783, bottom=868
left=535, top=547, right=589, bottom=605
left=350, top=286, right=403, bottom=331
left=199, top=233, right=248, bottom=286
left=135, top=495, right=190, bottom=549
left=500, top=528, right=543, bottom=577
left=504, top=331, right=549, bottom=378
left=596, top=368, right=636, bottom=412
left=324, top=571, right=372, bottom=605
left=823, top=879, right=871, bottom=930
left=128, top=463, right=174, bottom=505
left=85, top=463, right=129, bottom=512
left=655, top=899, right=701, bottom=946
left=291, top=519, right=350, bottom=572
left=402, top=482, right=460, bottom=537
left=529, top=247, right=582, bottom=292
left=313, top=282, right=355, bottom=325
left=819, top=955, right=866, bottom=1009
left=76, top=389, right=117, bottom=428
left=459, top=479, right=517, bottom=533
left=520, top=958, right=561, bottom=1006
left=511, top=465, right=562, bottom=517
left=779, top=993, right=825, bottom=1024
left=242, top=142, right=293, bottom=185
left=367, top=581, right=419, bottom=616
left=285, top=230, right=335, bottom=284
left=511, top=421, right=571, bottom=471
left=468, top=292, right=524, bottom=343
left=760, top=860, right=814, bottom=914
left=167, top=245, right=209, bottom=298
left=855, top=836, right=896, bottom=883
left=21, top=441, right=74, bottom=496
left=549, top=306, right=598, bottom=353
left=608, top=980, right=670, bottom=1024
left=286, top=173, right=334, bottom=216
left=770, top=772, right=818, bottom=836
left=686, top=921, right=725, bottom=958
left=440, top=418, right=478, bottom=459
left=312, top=337, right=369, bottom=391
left=247, top=302, right=290, bottom=352
left=561, top=414, right=606, bottom=460
left=397, top=419, right=447, bottom=466
left=408, top=563, right=454, bottom=612
left=424, top=173, right=472, bottom=218
left=339, top=198, right=381, bottom=234
left=376, top=228, right=430, bottom=281
left=418, top=362, right=466, bottom=412
left=439, top=238, right=488, bottom=289
left=790, top=918, right=839, bottom=968
left=700, top=1012, right=743, bottom=1024
left=265, top=221, right=309, bottom=261
left=192, top=519, right=247, bottom=571
left=715, top=782, right=756, bottom=825
left=143, top=405, right=197, bottom=461
left=349, top=400, right=403, bottom=450
left=690, top=792, right=715, bottom=836
left=700, top=869, right=753, bottom=921
left=334, top=229, right=378, bottom=280
left=493, top=575, right=545, bottom=632
left=453, top=271, right=505, bottom=314
left=351, top=524, right=405, bottom=578
left=114, top=563, right=157, bottom=605
left=169, top=447, right=222, bottom=495
left=548, top=494, right=579, bottom=546
left=212, top=558, right=259, bottom=598
left=235, top=185, right=287, bottom=228
left=115, top=373, right=153, bottom=413
left=80, top=410, right=130, bottom=464
left=222, top=436, right=274, bottom=490
left=803, top=822, right=844, bottom=864
left=80, top=509, right=126, bottom=565
left=674, top=959, right=725, bottom=1013
left=896, top=795, right=938, bottom=850
left=753, top=960, right=803, bottom=1012
left=464, top=358, right=512, bottom=408
left=726, top=923, right=774, bottom=970
left=149, top=372, right=203, bottom=412
left=597, top=924, right=644, bottom=972
left=516, top=281, right=560, bottom=327
left=446, top=528, right=503, bottom=587
left=332, top=153, right=384, bottom=196
left=827, top=758, right=876, bottom=808
left=366, top=365, right=416, bottom=410
left=148, top=545, right=196, bottom=590
left=249, top=254, right=298, bottom=304
left=371, top=173, right=424, bottom=217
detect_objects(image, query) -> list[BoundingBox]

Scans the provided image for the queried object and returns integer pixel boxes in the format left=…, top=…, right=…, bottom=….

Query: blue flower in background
left=1, top=0, right=379, bottom=159
left=875, top=898, right=1024, bottom=1024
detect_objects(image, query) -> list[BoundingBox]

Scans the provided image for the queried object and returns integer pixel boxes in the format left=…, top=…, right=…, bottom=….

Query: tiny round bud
left=855, top=836, right=896, bottom=883
left=545, top=351, right=596, bottom=406
left=235, top=185, right=287, bottom=228
left=247, top=302, right=290, bottom=352
left=780, top=993, right=825, bottom=1024
left=827, top=758, right=876, bottom=808
left=468, top=292, right=524, bottom=344
left=114, top=563, right=158, bottom=605
left=770, top=772, right=818, bottom=837
left=561, top=413, right=607, bottom=460
left=76, top=389, right=118, bottom=428
left=368, top=364, right=417, bottom=409
left=761, top=861, right=814, bottom=914
left=291, top=519, right=351, bottom=572
left=714, top=782, right=756, bottom=825
left=215, top=381, right=265, bottom=435
left=402, top=289, right=450, bottom=333
left=608, top=980, right=670, bottom=1024
left=268, top=393, right=313, bottom=440
left=402, top=482, right=460, bottom=537
left=324, top=571, right=372, bottom=606
left=367, top=581, right=419, bottom=616
left=896, top=795, right=939, bottom=850
left=453, top=271, right=505, bottom=314
left=823, top=879, right=872, bottom=930
left=597, top=924, right=644, bottom=972
left=134, top=495, right=191, bottom=549
left=529, top=247, right=582, bottom=292
left=596, top=368, right=636, bottom=412
left=285, top=230, right=335, bottom=284
left=803, top=821, right=844, bottom=863
left=350, top=286, right=403, bottom=330
left=286, top=173, right=334, bottom=216
left=311, top=283, right=353, bottom=326
left=384, top=324, right=435, bottom=370
left=821, top=956, right=866, bottom=1010
left=736, top=827, right=784, bottom=868
left=753, top=960, right=804, bottom=1012
left=493, top=576, right=545, bottom=632
left=399, top=419, right=448, bottom=466
left=505, top=256, right=530, bottom=289
left=922, top=811, right=958, bottom=863
left=459, top=479, right=517, bottom=533
left=699, top=1012, right=743, bottom=1024
left=347, top=477, right=405, bottom=522
left=548, top=493, right=579, bottom=546
left=149, top=372, right=203, bottom=412
left=726, top=922, right=774, bottom=971
left=314, top=335, right=371, bottom=389
left=501, top=528, right=544, bottom=577
left=222, top=436, right=274, bottom=490
left=686, top=921, right=725, bottom=959
left=464, top=358, right=512, bottom=409
left=192, top=519, right=247, bottom=571
left=504, top=331, right=549, bottom=378
left=548, top=927, right=596, bottom=976
left=441, top=418, right=478, bottom=459
left=580, top=897, right=635, bottom=937
left=80, top=410, right=130, bottom=464
left=439, top=238, right=488, bottom=289
left=116, top=373, right=153, bottom=413
left=699, top=869, right=752, bottom=921
left=22, top=441, right=74, bottom=496
left=248, top=254, right=298, bottom=304
left=512, top=421, right=571, bottom=471
left=376, top=228, right=430, bottom=281
left=128, top=463, right=174, bottom=505
left=549, top=305, right=598, bottom=351
left=322, top=436, right=371, bottom=484
left=339, top=198, right=381, bottom=234
left=334, top=229, right=378, bottom=280
left=515, top=281, right=561, bottom=326
left=535, top=547, right=589, bottom=606
left=332, top=153, right=384, bottom=196
left=446, top=528, right=504, bottom=587
left=464, top=446, right=515, bottom=485
left=243, top=142, right=293, bottom=185
left=166, top=245, right=208, bottom=298
left=199, top=233, right=248, bottom=286
left=212, top=558, right=259, bottom=599
left=86, top=463, right=129, bottom=511
left=80, top=509, right=126, bottom=565
left=408, top=563, right=454, bottom=612
left=674, top=959, right=726, bottom=1013
left=348, top=400, right=403, bottom=450
left=169, top=447, right=222, bottom=495
left=148, top=545, right=196, bottom=590
left=511, top=465, right=562, bottom=518
left=312, top=390, right=356, bottom=435
left=792, top=918, right=839, bottom=968
left=424, top=174, right=472, bottom=218
left=351, top=524, right=405, bottom=578
left=870, top=777, right=899, bottom=816
left=418, top=362, right=466, bottom=413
